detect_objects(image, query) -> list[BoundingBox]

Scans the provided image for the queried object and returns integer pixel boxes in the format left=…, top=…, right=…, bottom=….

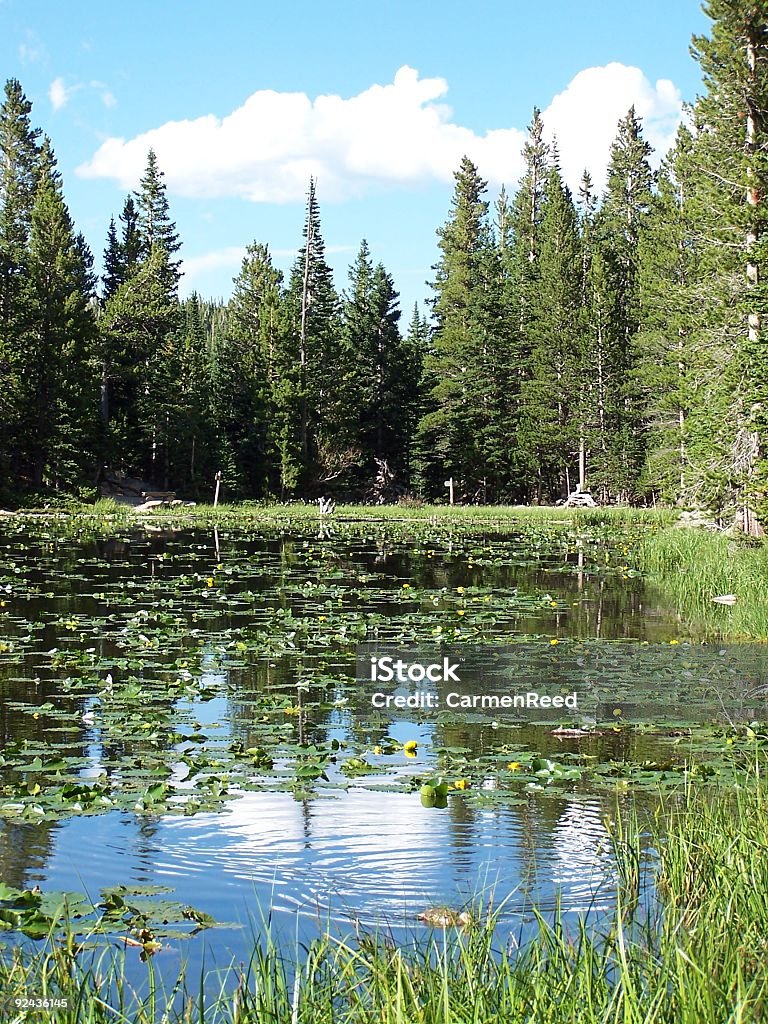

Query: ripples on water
left=33, top=788, right=617, bottom=943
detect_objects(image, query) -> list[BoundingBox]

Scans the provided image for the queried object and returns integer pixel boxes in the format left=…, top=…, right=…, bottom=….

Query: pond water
left=0, top=515, right=764, bottom=979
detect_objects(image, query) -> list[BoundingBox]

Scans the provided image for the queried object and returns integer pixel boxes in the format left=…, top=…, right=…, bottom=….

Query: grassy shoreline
left=6, top=497, right=676, bottom=524
left=2, top=780, right=767, bottom=1023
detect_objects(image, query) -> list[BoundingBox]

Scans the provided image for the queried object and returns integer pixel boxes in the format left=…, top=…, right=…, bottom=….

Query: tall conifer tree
left=22, top=140, right=98, bottom=487
left=211, top=243, right=281, bottom=496
left=522, top=164, right=584, bottom=500
left=134, top=149, right=181, bottom=291
left=277, top=180, right=343, bottom=493
left=342, top=241, right=421, bottom=491
left=417, top=156, right=493, bottom=499
left=0, top=79, right=41, bottom=483
left=596, top=108, right=654, bottom=498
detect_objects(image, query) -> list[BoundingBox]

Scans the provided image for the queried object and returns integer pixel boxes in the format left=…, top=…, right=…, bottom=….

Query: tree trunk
left=744, top=30, right=762, bottom=532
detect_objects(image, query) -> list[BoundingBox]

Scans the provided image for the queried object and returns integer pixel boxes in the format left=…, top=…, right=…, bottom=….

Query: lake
left=0, top=511, right=763, bottom=982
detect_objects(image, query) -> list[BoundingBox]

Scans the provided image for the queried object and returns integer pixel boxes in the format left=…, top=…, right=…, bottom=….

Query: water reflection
left=29, top=786, right=616, bottom=940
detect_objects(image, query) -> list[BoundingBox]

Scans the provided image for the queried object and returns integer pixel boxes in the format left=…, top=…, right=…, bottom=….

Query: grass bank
left=12, top=496, right=675, bottom=527
left=637, top=526, right=768, bottom=639
left=137, top=501, right=676, bottom=529
left=2, top=780, right=767, bottom=1023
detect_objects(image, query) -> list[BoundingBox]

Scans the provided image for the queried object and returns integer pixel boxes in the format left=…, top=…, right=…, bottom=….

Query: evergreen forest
left=1, top=1, right=767, bottom=521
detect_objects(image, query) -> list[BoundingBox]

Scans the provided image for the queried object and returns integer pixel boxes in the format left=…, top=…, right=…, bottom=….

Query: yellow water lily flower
left=206, top=577, right=214, bottom=587
left=507, top=761, right=521, bottom=771
left=550, top=638, right=559, bottom=646
left=404, top=740, right=418, bottom=754
left=453, top=779, right=469, bottom=790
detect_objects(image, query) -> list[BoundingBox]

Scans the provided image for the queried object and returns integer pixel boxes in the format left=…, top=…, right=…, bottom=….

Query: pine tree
left=211, top=243, right=281, bottom=497
left=102, top=218, right=122, bottom=300
left=636, top=129, right=702, bottom=504
left=140, top=293, right=217, bottom=495
left=177, top=293, right=216, bottom=491
left=0, top=79, right=40, bottom=320
left=341, top=241, right=420, bottom=493
left=100, top=246, right=180, bottom=476
left=508, top=110, right=551, bottom=493
left=417, top=156, right=495, bottom=500
left=134, top=149, right=181, bottom=291
left=510, top=109, right=550, bottom=316
left=521, top=164, right=585, bottom=500
left=102, top=198, right=142, bottom=299
left=98, top=153, right=182, bottom=480
left=277, top=180, right=344, bottom=493
left=20, top=139, right=98, bottom=488
left=0, top=78, right=41, bottom=485
left=578, top=173, right=615, bottom=501
left=119, top=197, right=142, bottom=277
left=595, top=107, right=654, bottom=499
left=684, top=0, right=768, bottom=528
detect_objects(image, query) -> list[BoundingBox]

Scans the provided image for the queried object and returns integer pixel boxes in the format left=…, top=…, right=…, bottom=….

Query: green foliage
left=418, top=156, right=517, bottom=502
left=342, top=240, right=422, bottom=495
left=3, top=2, right=768, bottom=512
left=591, top=107, right=654, bottom=500
left=521, top=164, right=584, bottom=499
left=635, top=1, right=768, bottom=523
left=210, top=244, right=279, bottom=497
left=276, top=180, right=345, bottom=494
left=100, top=246, right=181, bottom=476
left=134, top=149, right=181, bottom=291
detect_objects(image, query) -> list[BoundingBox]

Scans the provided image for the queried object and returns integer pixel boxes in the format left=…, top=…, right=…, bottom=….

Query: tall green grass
left=4, top=781, right=768, bottom=1022
left=638, top=527, right=768, bottom=639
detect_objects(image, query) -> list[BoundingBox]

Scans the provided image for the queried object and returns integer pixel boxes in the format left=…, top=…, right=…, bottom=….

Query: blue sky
left=1, top=0, right=709, bottom=319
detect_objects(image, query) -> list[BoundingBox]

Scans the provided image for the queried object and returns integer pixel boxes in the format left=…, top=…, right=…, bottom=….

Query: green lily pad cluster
left=0, top=881, right=216, bottom=954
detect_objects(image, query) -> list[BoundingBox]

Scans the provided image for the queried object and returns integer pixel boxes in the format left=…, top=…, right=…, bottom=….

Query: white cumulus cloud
left=48, top=77, right=77, bottom=111
left=76, top=63, right=683, bottom=201
left=541, top=62, right=682, bottom=191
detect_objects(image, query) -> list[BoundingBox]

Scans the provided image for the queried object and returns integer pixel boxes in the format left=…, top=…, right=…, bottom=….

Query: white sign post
left=444, top=477, right=454, bottom=505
